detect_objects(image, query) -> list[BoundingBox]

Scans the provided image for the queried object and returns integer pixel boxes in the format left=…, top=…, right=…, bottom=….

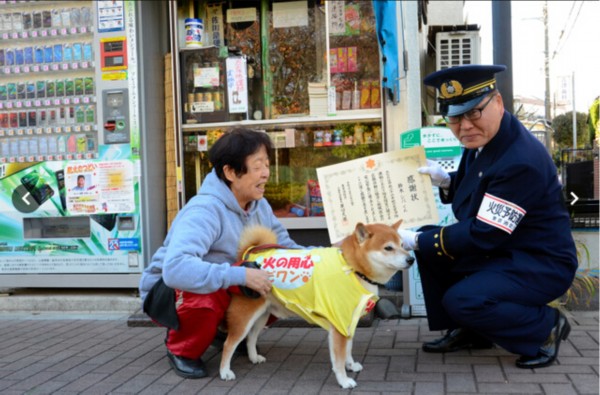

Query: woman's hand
left=245, top=268, right=273, bottom=297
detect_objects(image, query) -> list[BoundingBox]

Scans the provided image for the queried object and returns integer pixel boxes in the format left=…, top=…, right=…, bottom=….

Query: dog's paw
left=250, top=354, right=266, bottom=364
left=338, top=377, right=357, bottom=389
left=220, top=369, right=236, bottom=381
left=346, top=361, right=363, bottom=372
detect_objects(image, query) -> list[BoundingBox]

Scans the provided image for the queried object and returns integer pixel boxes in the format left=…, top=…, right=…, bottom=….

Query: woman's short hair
left=208, top=128, right=273, bottom=185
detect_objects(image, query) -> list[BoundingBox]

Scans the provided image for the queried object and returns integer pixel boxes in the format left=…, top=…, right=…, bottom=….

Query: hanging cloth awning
left=373, top=0, right=400, bottom=104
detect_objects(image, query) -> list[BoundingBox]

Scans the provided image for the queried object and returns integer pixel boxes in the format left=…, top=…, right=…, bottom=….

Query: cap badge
left=440, top=80, right=463, bottom=99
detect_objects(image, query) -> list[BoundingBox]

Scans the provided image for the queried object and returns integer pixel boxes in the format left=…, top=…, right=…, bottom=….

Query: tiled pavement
left=0, top=310, right=597, bottom=395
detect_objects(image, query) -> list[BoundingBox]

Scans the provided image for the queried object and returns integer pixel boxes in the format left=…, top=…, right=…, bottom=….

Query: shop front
left=168, top=0, right=422, bottom=244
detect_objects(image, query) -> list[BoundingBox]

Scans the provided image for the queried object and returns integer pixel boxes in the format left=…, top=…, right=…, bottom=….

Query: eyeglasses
left=444, top=93, right=497, bottom=125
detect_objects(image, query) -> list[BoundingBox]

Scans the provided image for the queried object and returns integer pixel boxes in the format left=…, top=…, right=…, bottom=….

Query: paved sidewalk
left=0, top=310, right=597, bottom=395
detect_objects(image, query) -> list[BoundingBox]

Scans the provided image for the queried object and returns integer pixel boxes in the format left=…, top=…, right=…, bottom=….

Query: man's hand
left=418, top=159, right=451, bottom=188
left=398, top=229, right=420, bottom=251
left=245, top=267, right=273, bottom=297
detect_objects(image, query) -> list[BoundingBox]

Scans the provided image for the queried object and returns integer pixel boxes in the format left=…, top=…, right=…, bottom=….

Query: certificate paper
left=317, top=146, right=439, bottom=243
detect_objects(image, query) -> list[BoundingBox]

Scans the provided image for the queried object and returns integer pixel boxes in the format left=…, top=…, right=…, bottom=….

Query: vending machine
left=0, top=1, right=167, bottom=287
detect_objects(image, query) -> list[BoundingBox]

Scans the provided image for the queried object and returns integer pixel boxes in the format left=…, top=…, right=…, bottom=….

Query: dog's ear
left=392, top=219, right=403, bottom=231
left=354, top=222, right=371, bottom=244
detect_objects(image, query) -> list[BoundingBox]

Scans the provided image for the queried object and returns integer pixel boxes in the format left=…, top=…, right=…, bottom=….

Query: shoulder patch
left=476, top=193, right=526, bottom=234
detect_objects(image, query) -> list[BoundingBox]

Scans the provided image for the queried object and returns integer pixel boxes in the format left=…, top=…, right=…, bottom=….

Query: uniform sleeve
left=419, top=163, right=546, bottom=261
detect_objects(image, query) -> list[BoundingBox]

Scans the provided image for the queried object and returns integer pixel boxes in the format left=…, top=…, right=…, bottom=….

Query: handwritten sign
left=226, top=57, right=248, bottom=113
left=317, top=146, right=438, bottom=243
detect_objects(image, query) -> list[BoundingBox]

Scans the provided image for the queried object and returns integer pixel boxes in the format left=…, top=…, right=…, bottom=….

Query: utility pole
left=572, top=72, right=577, bottom=149
left=492, top=1, right=514, bottom=114
left=543, top=1, right=551, bottom=121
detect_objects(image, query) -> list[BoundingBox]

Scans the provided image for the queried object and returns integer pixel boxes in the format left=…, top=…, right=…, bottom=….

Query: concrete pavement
left=0, top=307, right=598, bottom=394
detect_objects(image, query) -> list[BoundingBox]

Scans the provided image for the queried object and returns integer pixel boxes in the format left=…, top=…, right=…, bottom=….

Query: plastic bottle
left=184, top=18, right=203, bottom=48
left=352, top=81, right=361, bottom=110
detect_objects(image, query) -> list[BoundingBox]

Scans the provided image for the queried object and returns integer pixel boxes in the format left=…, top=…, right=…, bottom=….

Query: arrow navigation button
left=570, top=192, right=579, bottom=205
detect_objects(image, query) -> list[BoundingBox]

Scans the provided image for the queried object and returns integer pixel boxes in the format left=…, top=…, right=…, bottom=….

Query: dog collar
left=354, top=271, right=385, bottom=287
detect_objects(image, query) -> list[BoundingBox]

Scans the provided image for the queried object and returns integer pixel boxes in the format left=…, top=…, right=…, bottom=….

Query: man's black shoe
left=422, top=328, right=494, bottom=353
left=167, top=350, right=208, bottom=379
left=515, top=310, right=571, bottom=369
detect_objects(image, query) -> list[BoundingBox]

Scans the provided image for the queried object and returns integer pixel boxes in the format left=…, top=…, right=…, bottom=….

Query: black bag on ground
left=142, top=277, right=179, bottom=330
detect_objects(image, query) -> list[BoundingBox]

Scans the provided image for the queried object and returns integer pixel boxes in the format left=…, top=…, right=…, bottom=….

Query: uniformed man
left=399, top=64, right=577, bottom=369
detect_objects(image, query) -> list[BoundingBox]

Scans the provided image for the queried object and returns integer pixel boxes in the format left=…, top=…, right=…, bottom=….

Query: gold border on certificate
left=317, top=146, right=439, bottom=243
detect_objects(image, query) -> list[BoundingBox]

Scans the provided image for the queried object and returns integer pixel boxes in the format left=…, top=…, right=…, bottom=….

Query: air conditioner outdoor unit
left=436, top=30, right=481, bottom=70
left=434, top=30, right=481, bottom=115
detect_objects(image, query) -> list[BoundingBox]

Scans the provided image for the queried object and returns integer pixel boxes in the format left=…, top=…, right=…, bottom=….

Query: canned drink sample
left=184, top=18, right=203, bottom=48
left=214, top=91, right=222, bottom=110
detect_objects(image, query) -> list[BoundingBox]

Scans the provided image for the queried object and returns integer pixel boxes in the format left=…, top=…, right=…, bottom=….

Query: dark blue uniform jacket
left=418, top=111, right=577, bottom=297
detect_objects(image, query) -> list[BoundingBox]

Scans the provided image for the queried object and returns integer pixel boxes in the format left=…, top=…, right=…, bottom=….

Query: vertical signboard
left=399, top=126, right=462, bottom=317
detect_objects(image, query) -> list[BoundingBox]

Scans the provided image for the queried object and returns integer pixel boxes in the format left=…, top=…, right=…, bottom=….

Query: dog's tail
left=237, top=225, right=278, bottom=261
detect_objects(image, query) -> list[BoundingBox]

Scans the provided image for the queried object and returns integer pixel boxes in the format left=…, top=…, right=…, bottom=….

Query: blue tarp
left=373, top=0, right=400, bottom=104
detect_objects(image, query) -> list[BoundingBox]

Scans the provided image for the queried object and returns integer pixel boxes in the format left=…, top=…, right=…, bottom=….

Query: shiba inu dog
left=219, top=220, right=414, bottom=389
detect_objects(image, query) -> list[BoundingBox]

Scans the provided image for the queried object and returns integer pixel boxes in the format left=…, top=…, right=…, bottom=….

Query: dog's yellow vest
left=244, top=247, right=378, bottom=337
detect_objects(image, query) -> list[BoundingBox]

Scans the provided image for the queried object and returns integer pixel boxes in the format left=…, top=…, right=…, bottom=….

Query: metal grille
left=435, top=31, right=480, bottom=71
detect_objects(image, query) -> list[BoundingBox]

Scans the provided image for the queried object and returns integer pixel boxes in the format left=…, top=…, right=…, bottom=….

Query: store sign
left=207, top=4, right=224, bottom=47
left=226, top=8, right=256, bottom=23
left=273, top=1, right=308, bottom=28
left=226, top=57, right=248, bottom=113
